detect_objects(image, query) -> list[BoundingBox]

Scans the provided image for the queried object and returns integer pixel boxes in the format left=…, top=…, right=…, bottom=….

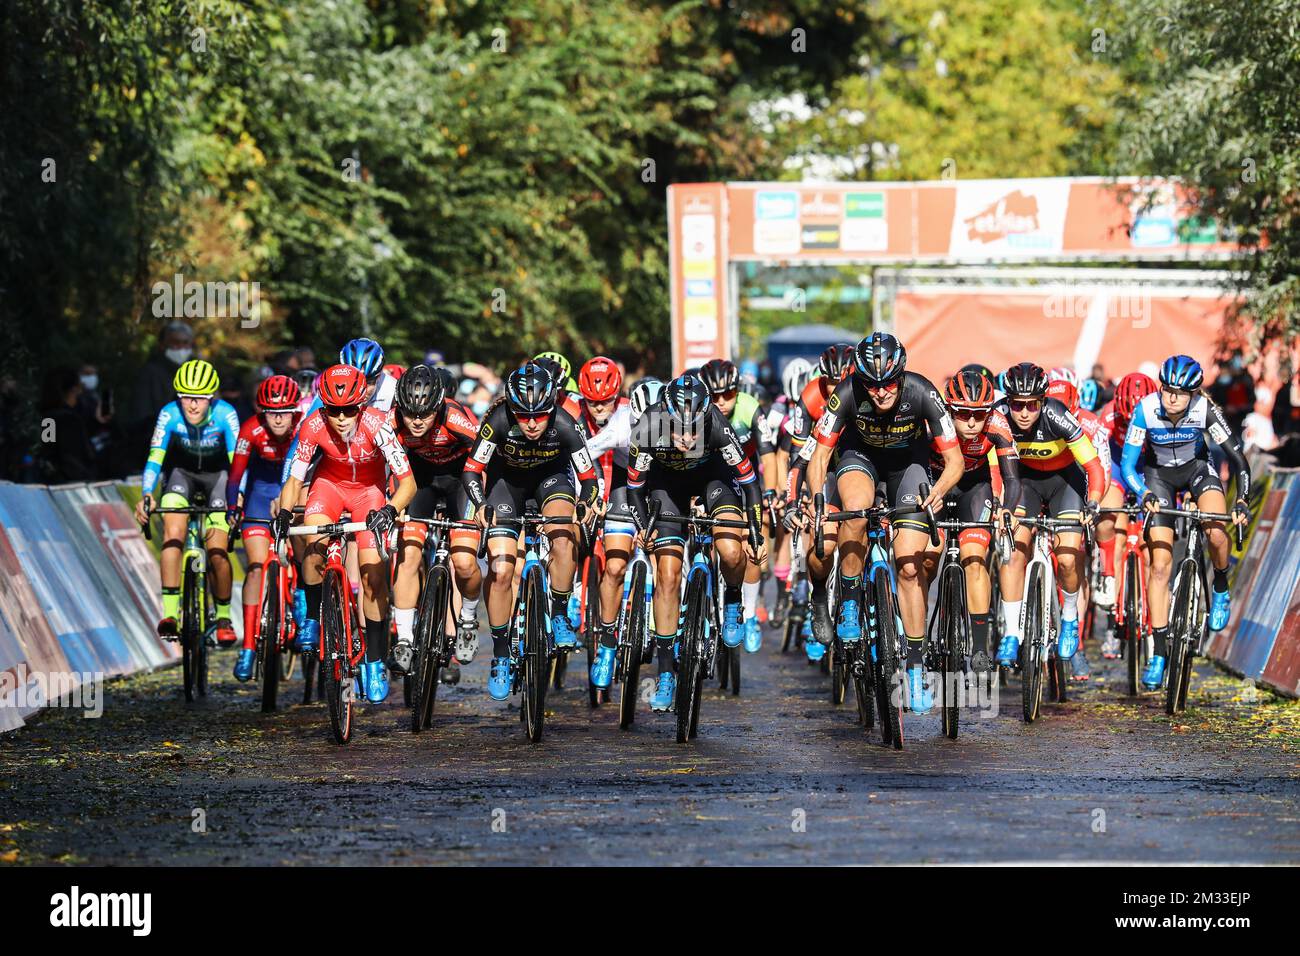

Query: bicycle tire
left=522, top=566, right=549, bottom=743
left=852, top=645, right=874, bottom=731
left=411, top=564, right=449, bottom=732
left=322, top=571, right=353, bottom=744
left=728, top=641, right=740, bottom=696
left=1124, top=550, right=1142, bottom=696
left=260, top=560, right=281, bottom=713
left=181, top=566, right=198, bottom=702
left=584, top=555, right=603, bottom=708
left=618, top=562, right=648, bottom=730
left=872, top=570, right=904, bottom=750
left=1022, top=564, right=1046, bottom=723
left=831, top=637, right=847, bottom=705
left=1166, top=563, right=1196, bottom=716
left=675, top=571, right=708, bottom=744
left=941, top=564, right=967, bottom=740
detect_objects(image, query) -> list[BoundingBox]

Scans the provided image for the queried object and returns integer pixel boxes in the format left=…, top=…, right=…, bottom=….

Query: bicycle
left=281, top=517, right=388, bottom=744
left=577, top=523, right=612, bottom=708
left=1099, top=505, right=1150, bottom=696
left=401, top=512, right=482, bottom=733
left=142, top=501, right=228, bottom=702
left=673, top=509, right=757, bottom=744
left=1015, top=516, right=1085, bottom=723
left=815, top=492, right=938, bottom=751
left=928, top=514, right=1013, bottom=739
left=614, top=505, right=658, bottom=731
left=1160, top=505, right=1241, bottom=716
left=780, top=524, right=811, bottom=655
left=248, top=525, right=301, bottom=712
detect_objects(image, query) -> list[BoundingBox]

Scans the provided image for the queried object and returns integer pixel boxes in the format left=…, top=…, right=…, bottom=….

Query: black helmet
left=506, top=362, right=556, bottom=415
left=532, top=355, right=566, bottom=391
left=819, top=344, right=855, bottom=383
left=396, top=364, right=445, bottom=417
left=853, top=332, right=907, bottom=386
left=664, top=374, right=711, bottom=429
left=1003, top=362, right=1049, bottom=398
left=433, top=366, right=457, bottom=396
left=698, top=358, right=739, bottom=396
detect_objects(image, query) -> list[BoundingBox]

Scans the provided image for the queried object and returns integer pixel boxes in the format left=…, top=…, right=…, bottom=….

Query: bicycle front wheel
left=675, top=571, right=708, bottom=743
left=411, top=564, right=450, bottom=733
left=322, top=571, right=353, bottom=744
left=1166, top=563, right=1199, bottom=716
left=1124, top=550, right=1142, bottom=696
left=1021, top=564, right=1046, bottom=723
left=522, top=566, right=550, bottom=743
left=618, top=561, right=648, bottom=730
left=872, top=570, right=904, bottom=750
left=259, top=560, right=282, bottom=713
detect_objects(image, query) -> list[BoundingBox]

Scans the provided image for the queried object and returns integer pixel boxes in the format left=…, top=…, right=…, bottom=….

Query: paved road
left=1, top=631, right=1297, bottom=865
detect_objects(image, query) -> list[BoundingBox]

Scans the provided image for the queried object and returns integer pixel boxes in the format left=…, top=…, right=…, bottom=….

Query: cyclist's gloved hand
left=1233, top=497, right=1250, bottom=526
left=135, top=494, right=153, bottom=526
left=366, top=504, right=398, bottom=538
left=1084, top=499, right=1101, bottom=524
left=226, top=505, right=243, bottom=529
left=272, top=508, right=293, bottom=541
left=782, top=505, right=804, bottom=532
left=1140, top=491, right=1160, bottom=513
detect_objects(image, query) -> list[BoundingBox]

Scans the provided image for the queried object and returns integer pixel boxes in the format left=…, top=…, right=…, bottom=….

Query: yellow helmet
left=174, top=359, right=220, bottom=396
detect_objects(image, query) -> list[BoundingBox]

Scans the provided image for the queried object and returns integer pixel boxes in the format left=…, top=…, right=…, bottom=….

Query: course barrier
left=0, top=481, right=173, bottom=732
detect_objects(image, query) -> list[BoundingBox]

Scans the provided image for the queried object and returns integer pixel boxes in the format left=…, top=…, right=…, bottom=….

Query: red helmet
left=383, top=363, right=406, bottom=380
left=944, top=369, right=996, bottom=409
left=578, top=356, right=622, bottom=402
left=1114, top=372, right=1157, bottom=421
left=1045, top=379, right=1080, bottom=416
left=318, top=364, right=368, bottom=408
left=256, top=374, right=301, bottom=411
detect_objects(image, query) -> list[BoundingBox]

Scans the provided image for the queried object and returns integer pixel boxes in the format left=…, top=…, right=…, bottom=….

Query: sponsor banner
left=948, top=178, right=1069, bottom=258
left=0, top=524, right=72, bottom=731
left=668, top=184, right=732, bottom=370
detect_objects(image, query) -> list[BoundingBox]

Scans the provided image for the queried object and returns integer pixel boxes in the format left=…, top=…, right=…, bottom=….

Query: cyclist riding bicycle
left=626, top=374, right=766, bottom=711
left=387, top=364, right=484, bottom=677
left=226, top=374, right=302, bottom=680
left=575, top=357, right=637, bottom=689
left=462, top=362, right=602, bottom=702
left=1120, top=355, right=1250, bottom=689
left=134, top=359, right=242, bottom=645
left=996, top=362, right=1106, bottom=670
left=799, top=332, right=964, bottom=713
left=273, top=364, right=417, bottom=704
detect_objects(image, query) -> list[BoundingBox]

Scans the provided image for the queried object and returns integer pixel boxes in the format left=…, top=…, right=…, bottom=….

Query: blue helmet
left=1159, top=354, right=1203, bottom=392
left=663, top=374, right=710, bottom=429
left=1078, top=378, right=1099, bottom=412
left=854, top=332, right=907, bottom=386
left=339, top=338, right=385, bottom=377
left=505, top=362, right=556, bottom=415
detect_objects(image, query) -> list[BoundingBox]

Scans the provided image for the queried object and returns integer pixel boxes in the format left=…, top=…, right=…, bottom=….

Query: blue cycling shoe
left=1209, top=588, right=1231, bottom=632
left=1142, top=655, right=1166, bottom=690
left=567, top=593, right=582, bottom=629
left=233, top=648, right=255, bottom=682
left=590, top=645, right=616, bottom=688
left=805, top=637, right=825, bottom=663
left=1058, top=618, right=1079, bottom=659
left=743, top=617, right=762, bottom=654
left=361, top=661, right=389, bottom=703
left=722, top=603, right=744, bottom=648
left=996, top=635, right=1020, bottom=667
left=292, top=586, right=309, bottom=629
left=487, top=657, right=512, bottom=700
left=907, top=665, right=933, bottom=714
left=552, top=613, right=579, bottom=649
left=837, top=599, right=862, bottom=642
left=295, top=619, right=320, bottom=653
left=650, top=672, right=676, bottom=711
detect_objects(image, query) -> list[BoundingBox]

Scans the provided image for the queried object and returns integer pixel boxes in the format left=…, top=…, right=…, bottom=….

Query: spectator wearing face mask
left=125, top=320, right=196, bottom=458
left=39, top=367, right=96, bottom=483
left=75, top=363, right=115, bottom=477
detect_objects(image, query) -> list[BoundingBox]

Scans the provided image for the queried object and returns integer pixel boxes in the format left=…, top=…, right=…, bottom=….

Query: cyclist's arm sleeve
left=563, top=419, right=602, bottom=510
left=1121, top=405, right=1149, bottom=498
left=140, top=406, right=173, bottom=494
left=626, top=445, right=650, bottom=527
left=1052, top=404, right=1104, bottom=499
left=374, top=418, right=411, bottom=482
left=716, top=421, right=763, bottom=527
left=813, top=380, right=853, bottom=449
left=585, top=405, right=630, bottom=459
left=281, top=395, right=321, bottom=484
left=219, top=403, right=241, bottom=466
left=1206, top=399, right=1251, bottom=501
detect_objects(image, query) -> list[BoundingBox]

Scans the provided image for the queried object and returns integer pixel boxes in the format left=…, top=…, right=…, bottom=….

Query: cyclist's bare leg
left=1145, top=525, right=1175, bottom=631
left=651, top=545, right=683, bottom=672
left=834, top=470, right=876, bottom=588
left=712, top=509, right=747, bottom=589
left=960, top=540, right=992, bottom=613
left=160, top=513, right=187, bottom=590
left=893, top=528, right=932, bottom=654
left=598, top=533, right=633, bottom=625
left=1197, top=488, right=1231, bottom=571
left=541, top=497, right=577, bottom=596
left=204, top=526, right=232, bottom=604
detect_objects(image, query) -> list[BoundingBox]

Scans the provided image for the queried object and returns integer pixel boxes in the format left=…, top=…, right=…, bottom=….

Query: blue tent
left=766, top=323, right=861, bottom=377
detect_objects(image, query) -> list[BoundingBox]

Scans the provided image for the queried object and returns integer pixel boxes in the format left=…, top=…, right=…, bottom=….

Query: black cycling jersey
left=804, top=370, right=957, bottom=460
left=462, top=402, right=599, bottom=510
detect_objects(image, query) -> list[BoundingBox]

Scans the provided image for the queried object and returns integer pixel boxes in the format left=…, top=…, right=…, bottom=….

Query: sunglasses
left=327, top=404, right=362, bottom=418
left=712, top=389, right=738, bottom=401
left=178, top=394, right=212, bottom=403
left=515, top=412, right=550, bottom=426
left=1009, top=399, right=1041, bottom=413
left=866, top=382, right=899, bottom=395
left=953, top=408, right=990, bottom=422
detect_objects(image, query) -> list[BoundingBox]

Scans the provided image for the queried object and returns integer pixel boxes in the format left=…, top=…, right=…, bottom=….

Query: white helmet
left=782, top=358, right=814, bottom=400
left=629, top=377, right=664, bottom=425
left=1047, top=366, right=1079, bottom=388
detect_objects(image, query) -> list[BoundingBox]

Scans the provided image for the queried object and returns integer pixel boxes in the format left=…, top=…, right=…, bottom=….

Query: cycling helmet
left=997, top=370, right=1009, bottom=394
left=433, top=366, right=457, bottom=396
left=1114, top=372, right=1157, bottom=420
left=339, top=338, right=385, bottom=377
left=959, top=363, right=997, bottom=392
left=628, top=378, right=664, bottom=424
left=853, top=332, right=907, bottom=386
left=506, top=362, right=556, bottom=415
left=1159, top=354, right=1203, bottom=392
left=578, top=356, right=622, bottom=402
left=663, top=374, right=710, bottom=429
left=534, top=351, right=574, bottom=389
left=781, top=358, right=814, bottom=400
left=318, top=364, right=368, bottom=407
left=292, top=367, right=319, bottom=396
left=1047, top=366, right=1079, bottom=388
left=699, top=358, right=740, bottom=396
left=944, top=369, right=996, bottom=409
left=383, top=363, right=406, bottom=381
left=1078, top=378, right=1100, bottom=412
left=819, top=344, right=855, bottom=382
left=1045, top=380, right=1080, bottom=416
left=1003, top=362, right=1049, bottom=398
left=174, top=359, right=220, bottom=396
left=256, top=374, right=301, bottom=411
left=395, top=364, right=445, bottom=417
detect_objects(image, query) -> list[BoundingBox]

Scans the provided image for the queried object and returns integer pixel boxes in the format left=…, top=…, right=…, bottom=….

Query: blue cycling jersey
left=141, top=399, right=241, bottom=494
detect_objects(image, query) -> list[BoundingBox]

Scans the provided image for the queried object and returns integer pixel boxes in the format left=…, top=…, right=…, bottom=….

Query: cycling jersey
left=1076, top=407, right=1111, bottom=495
left=1121, top=392, right=1249, bottom=500
left=226, top=412, right=300, bottom=522
left=289, top=407, right=411, bottom=487
left=583, top=398, right=632, bottom=483
left=727, top=390, right=777, bottom=460
left=391, top=399, right=479, bottom=474
left=941, top=407, right=1022, bottom=511
left=807, top=371, right=958, bottom=459
left=461, top=402, right=600, bottom=511
left=280, top=370, right=397, bottom=483
left=141, top=399, right=241, bottom=494
left=1008, top=396, right=1105, bottom=496
left=1097, top=399, right=1137, bottom=489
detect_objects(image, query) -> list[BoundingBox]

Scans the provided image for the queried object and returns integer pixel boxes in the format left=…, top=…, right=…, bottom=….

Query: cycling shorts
left=159, top=467, right=230, bottom=534
left=1016, top=465, right=1086, bottom=530
left=400, top=471, right=479, bottom=548
left=484, top=465, right=576, bottom=541
left=835, top=446, right=931, bottom=533
left=304, top=476, right=387, bottom=551
left=641, top=458, right=744, bottom=548
left=1144, top=459, right=1224, bottom=530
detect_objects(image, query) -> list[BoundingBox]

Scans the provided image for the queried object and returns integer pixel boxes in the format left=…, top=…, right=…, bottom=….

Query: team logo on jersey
left=827, top=394, right=841, bottom=412
left=479, top=423, right=494, bottom=440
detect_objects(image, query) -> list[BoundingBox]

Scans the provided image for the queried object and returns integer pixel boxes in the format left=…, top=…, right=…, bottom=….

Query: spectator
left=124, top=320, right=195, bottom=457
left=1089, top=363, right=1114, bottom=407
left=292, top=346, right=317, bottom=370
left=1271, top=368, right=1300, bottom=441
left=1242, top=386, right=1278, bottom=454
left=217, top=366, right=254, bottom=422
left=75, top=362, right=115, bottom=478
left=1210, top=354, right=1255, bottom=434
left=39, top=368, right=96, bottom=483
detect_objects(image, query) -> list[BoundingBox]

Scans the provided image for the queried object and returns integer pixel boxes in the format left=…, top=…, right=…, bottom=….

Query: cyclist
left=933, top=369, right=1021, bottom=672
left=534, top=350, right=579, bottom=394
left=626, top=374, right=766, bottom=711
left=226, top=374, right=302, bottom=680
left=387, top=365, right=484, bottom=677
left=133, top=359, right=241, bottom=645
left=1094, top=371, right=1158, bottom=657
left=766, top=358, right=814, bottom=636
left=532, top=353, right=584, bottom=420
left=462, top=362, right=602, bottom=702
left=782, top=343, right=855, bottom=661
left=1121, top=355, right=1250, bottom=689
left=273, top=364, right=417, bottom=703
left=799, top=333, right=964, bottom=713
left=698, top=358, right=779, bottom=653
left=995, top=362, right=1106, bottom=671
left=575, top=357, right=637, bottom=689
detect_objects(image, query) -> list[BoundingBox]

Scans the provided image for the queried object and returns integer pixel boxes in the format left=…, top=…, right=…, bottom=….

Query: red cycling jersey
left=389, top=399, right=479, bottom=470
left=290, top=407, right=411, bottom=487
left=225, top=412, right=300, bottom=504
